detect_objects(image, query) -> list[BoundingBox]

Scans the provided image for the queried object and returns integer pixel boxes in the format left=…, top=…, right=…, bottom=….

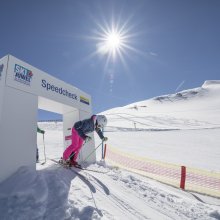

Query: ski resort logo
left=14, top=64, right=33, bottom=85
left=80, top=96, right=90, bottom=105
left=0, top=64, right=3, bottom=80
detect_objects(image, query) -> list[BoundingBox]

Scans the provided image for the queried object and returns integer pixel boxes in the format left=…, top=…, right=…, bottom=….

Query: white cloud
left=149, top=52, right=158, bottom=56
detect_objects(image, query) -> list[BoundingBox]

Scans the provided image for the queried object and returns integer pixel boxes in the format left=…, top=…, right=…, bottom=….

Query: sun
left=105, top=31, right=122, bottom=51
left=95, top=24, right=128, bottom=61
left=83, top=16, right=145, bottom=93
left=86, top=17, right=143, bottom=64
left=100, top=30, right=124, bottom=59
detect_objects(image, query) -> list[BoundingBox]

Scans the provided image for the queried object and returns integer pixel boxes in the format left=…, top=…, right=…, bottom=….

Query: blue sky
left=1, top=0, right=220, bottom=120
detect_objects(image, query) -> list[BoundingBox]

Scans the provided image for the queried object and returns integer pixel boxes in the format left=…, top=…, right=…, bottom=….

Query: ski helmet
left=96, top=115, right=107, bottom=128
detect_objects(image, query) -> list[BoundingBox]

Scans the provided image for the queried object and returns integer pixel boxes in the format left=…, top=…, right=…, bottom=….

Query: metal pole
left=101, top=128, right=104, bottom=159
left=82, top=142, right=103, bottom=164
left=41, top=133, right=47, bottom=165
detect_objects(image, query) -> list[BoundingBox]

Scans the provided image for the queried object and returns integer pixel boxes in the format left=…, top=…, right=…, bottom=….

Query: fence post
left=180, top=166, right=186, bottom=190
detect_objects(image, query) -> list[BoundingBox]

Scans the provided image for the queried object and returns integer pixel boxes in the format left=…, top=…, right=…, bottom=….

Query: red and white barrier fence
left=105, top=146, right=220, bottom=198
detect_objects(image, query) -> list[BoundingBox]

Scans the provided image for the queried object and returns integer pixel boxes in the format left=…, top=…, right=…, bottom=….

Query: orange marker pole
left=180, top=166, right=186, bottom=190
left=103, top=144, right=107, bottom=159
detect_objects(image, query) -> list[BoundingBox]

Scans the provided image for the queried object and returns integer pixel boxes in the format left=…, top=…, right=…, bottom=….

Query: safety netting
left=105, top=146, right=220, bottom=198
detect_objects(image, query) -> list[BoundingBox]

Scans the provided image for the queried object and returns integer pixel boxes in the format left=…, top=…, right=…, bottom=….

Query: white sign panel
left=0, top=55, right=8, bottom=122
left=0, top=63, right=3, bottom=81
left=0, top=55, right=7, bottom=83
left=5, top=55, right=91, bottom=113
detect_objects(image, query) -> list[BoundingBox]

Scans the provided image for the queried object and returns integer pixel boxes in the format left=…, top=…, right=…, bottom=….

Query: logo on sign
left=80, top=96, right=90, bottom=105
left=0, top=64, right=3, bottom=80
left=14, top=64, right=33, bottom=85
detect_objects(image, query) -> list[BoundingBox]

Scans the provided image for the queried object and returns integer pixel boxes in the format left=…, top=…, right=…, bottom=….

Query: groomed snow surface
left=0, top=80, right=220, bottom=220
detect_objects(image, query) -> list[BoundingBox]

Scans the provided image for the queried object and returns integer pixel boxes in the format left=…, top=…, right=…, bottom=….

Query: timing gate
left=0, top=55, right=95, bottom=182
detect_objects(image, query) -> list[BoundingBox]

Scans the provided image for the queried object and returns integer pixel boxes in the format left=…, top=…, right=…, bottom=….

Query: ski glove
left=37, top=127, right=45, bottom=134
left=85, top=136, right=92, bottom=143
left=102, top=137, right=108, bottom=142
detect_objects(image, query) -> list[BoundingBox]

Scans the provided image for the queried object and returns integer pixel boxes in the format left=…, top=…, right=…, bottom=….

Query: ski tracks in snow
left=69, top=166, right=220, bottom=220
left=45, top=162, right=220, bottom=220
left=74, top=168, right=175, bottom=220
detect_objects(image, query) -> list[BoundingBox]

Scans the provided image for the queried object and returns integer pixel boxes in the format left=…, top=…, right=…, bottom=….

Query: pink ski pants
left=63, top=128, right=84, bottom=161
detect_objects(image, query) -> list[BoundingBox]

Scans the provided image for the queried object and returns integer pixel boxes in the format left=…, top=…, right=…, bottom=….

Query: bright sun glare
left=86, top=17, right=143, bottom=92
left=105, top=32, right=122, bottom=51
left=89, top=18, right=142, bottom=64
left=95, top=25, right=128, bottom=61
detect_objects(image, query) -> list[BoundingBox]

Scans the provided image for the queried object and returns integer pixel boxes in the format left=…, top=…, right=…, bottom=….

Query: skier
left=62, top=115, right=108, bottom=166
left=37, top=126, right=45, bottom=162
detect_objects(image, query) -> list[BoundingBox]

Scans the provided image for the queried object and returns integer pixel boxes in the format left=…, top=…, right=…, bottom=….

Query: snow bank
left=0, top=164, right=94, bottom=220
left=1, top=163, right=220, bottom=220
left=0, top=167, right=48, bottom=219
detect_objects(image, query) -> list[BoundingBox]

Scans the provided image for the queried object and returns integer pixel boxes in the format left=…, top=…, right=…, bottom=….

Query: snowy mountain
left=102, top=80, right=220, bottom=171
left=0, top=81, right=220, bottom=220
left=103, top=80, right=220, bottom=131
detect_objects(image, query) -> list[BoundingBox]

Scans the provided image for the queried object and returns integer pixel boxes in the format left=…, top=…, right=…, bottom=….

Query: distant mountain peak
left=153, top=87, right=205, bottom=103
left=202, top=80, right=220, bottom=88
left=153, top=80, right=220, bottom=104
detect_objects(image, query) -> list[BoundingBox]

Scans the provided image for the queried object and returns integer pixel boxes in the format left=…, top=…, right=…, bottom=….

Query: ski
left=49, top=158, right=108, bottom=174
left=49, top=159, right=97, bottom=193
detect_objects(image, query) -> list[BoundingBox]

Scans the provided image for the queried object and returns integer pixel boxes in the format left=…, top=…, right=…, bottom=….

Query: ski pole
left=41, top=133, right=47, bottom=165
left=101, top=128, right=104, bottom=159
left=82, top=141, right=103, bottom=164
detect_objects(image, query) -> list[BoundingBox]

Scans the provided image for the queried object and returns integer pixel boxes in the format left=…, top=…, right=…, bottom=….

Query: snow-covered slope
left=103, top=80, right=220, bottom=131
left=0, top=163, right=220, bottom=220
left=101, top=80, right=220, bottom=171
left=0, top=80, right=220, bottom=219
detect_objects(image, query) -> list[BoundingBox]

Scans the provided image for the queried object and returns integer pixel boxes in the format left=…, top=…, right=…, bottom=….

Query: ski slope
left=102, top=80, right=220, bottom=171
left=0, top=80, right=220, bottom=219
